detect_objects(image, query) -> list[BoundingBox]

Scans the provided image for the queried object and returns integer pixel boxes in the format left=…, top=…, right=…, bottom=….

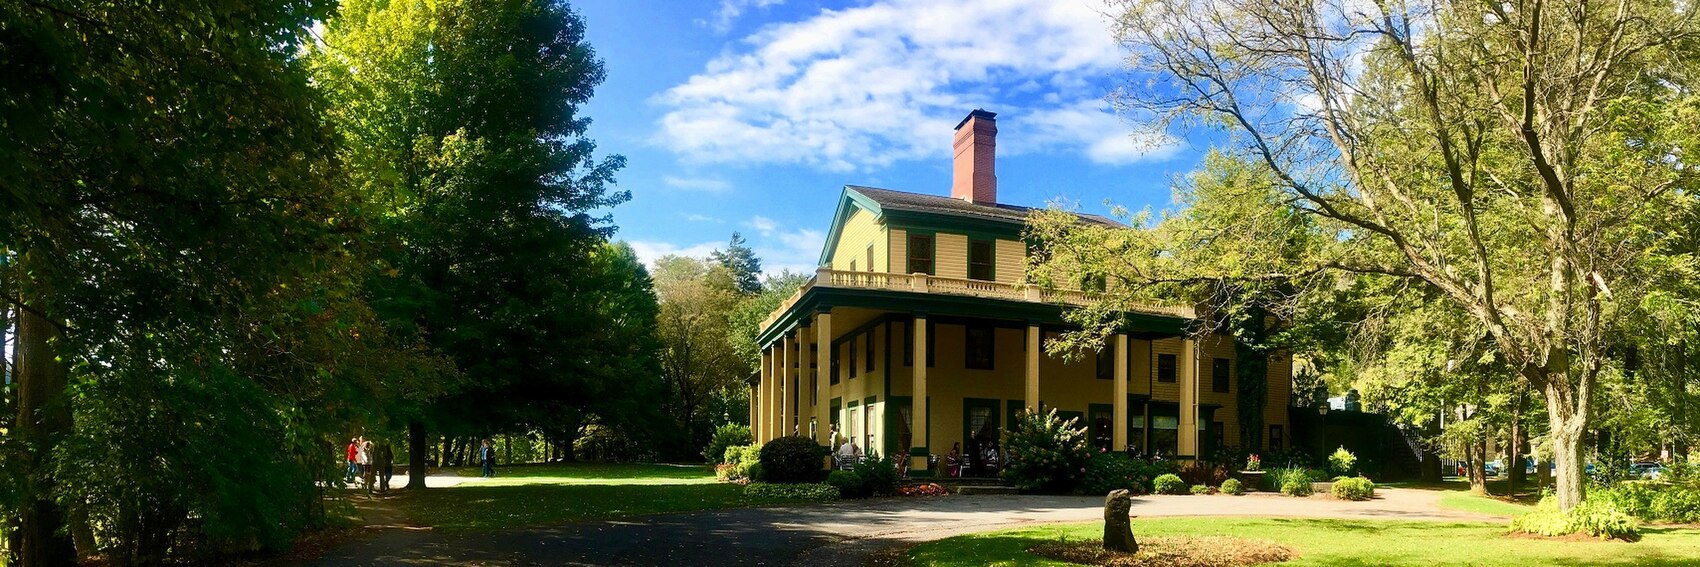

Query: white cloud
left=627, top=239, right=721, bottom=268
left=685, top=213, right=723, bottom=223
left=747, top=215, right=780, bottom=233
left=656, top=0, right=1176, bottom=170
left=745, top=215, right=824, bottom=276
left=663, top=175, right=733, bottom=193
left=699, top=0, right=787, bottom=34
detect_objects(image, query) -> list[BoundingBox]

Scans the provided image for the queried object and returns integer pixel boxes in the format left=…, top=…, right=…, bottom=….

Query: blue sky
left=575, top=0, right=1214, bottom=275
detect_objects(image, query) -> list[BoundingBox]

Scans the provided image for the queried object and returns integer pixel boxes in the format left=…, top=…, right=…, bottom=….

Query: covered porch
left=751, top=268, right=1208, bottom=476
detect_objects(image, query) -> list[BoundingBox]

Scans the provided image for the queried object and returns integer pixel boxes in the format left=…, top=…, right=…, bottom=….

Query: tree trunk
left=1469, top=436, right=1487, bottom=495
left=405, top=420, right=429, bottom=490
left=1546, top=392, right=1588, bottom=510
left=560, top=428, right=578, bottom=462
left=1420, top=415, right=1444, bottom=483
left=13, top=286, right=78, bottom=567
left=1508, top=393, right=1527, bottom=497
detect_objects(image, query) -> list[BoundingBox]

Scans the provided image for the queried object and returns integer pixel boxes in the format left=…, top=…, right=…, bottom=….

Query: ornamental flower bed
left=898, top=482, right=950, bottom=496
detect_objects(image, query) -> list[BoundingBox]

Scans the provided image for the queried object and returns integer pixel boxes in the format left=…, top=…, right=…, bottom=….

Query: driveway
left=306, top=488, right=1499, bottom=566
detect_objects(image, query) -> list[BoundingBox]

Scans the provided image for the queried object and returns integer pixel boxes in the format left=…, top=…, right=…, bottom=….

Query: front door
left=963, top=398, right=1001, bottom=478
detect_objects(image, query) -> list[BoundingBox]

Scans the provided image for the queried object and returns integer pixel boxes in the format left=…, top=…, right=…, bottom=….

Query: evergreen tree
left=711, top=232, right=763, bottom=295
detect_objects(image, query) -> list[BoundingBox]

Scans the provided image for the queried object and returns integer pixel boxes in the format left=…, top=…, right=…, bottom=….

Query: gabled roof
left=818, top=185, right=1123, bottom=265
left=848, top=186, right=1122, bottom=228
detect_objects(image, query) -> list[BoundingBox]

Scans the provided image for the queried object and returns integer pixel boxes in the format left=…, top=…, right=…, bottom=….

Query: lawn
left=371, top=462, right=811, bottom=531
left=901, top=518, right=1700, bottom=566
left=1435, top=492, right=1535, bottom=517
left=441, top=462, right=720, bottom=485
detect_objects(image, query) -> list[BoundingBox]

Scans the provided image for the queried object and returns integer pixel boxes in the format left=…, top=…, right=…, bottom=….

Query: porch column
left=788, top=333, right=800, bottom=437
left=1025, top=324, right=1040, bottom=411
left=768, top=343, right=781, bottom=441
left=780, top=332, right=791, bottom=437
left=1179, top=337, right=1199, bottom=458
left=748, top=382, right=757, bottom=435
left=759, top=347, right=772, bottom=442
left=815, top=310, right=833, bottom=446
left=911, top=314, right=929, bottom=473
left=1113, top=333, right=1128, bottom=451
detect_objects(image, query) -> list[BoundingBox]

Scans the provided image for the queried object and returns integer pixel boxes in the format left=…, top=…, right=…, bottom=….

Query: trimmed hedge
left=1220, top=478, right=1246, bottom=495
left=828, top=470, right=869, bottom=498
left=744, top=482, right=839, bottom=501
left=1190, top=484, right=1215, bottom=495
left=1332, top=477, right=1374, bottom=501
left=854, top=455, right=901, bottom=497
left=1153, top=474, right=1187, bottom=495
left=758, top=436, right=828, bottom=484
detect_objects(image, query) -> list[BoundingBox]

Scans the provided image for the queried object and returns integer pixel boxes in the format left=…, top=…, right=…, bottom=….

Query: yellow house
left=750, top=110, right=1293, bottom=476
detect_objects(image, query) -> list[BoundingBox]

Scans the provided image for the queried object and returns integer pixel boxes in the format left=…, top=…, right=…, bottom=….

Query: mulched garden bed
left=1028, top=536, right=1296, bottom=567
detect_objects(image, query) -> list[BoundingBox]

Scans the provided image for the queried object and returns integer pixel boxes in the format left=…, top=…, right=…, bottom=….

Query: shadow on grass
left=390, top=482, right=798, bottom=531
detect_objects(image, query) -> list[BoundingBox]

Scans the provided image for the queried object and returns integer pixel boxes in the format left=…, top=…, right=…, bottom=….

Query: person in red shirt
left=346, top=438, right=359, bottom=483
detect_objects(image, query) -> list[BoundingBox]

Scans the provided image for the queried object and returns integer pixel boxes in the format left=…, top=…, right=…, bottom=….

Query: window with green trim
left=907, top=233, right=934, bottom=274
left=1157, top=353, right=1177, bottom=383
left=1211, top=357, right=1231, bottom=393
left=968, top=239, right=994, bottom=281
left=965, top=325, right=994, bottom=370
left=849, top=336, right=858, bottom=379
left=865, top=329, right=875, bottom=372
left=866, top=244, right=875, bottom=272
left=831, top=345, right=841, bottom=385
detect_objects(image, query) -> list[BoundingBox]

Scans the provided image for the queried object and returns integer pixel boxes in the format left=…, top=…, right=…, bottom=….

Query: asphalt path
left=306, top=487, right=1500, bottom=566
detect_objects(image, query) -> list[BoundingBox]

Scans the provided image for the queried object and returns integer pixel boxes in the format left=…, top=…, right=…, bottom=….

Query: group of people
left=344, top=435, right=395, bottom=492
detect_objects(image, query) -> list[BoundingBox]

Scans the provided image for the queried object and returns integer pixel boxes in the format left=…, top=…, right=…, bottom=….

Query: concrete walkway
left=307, top=488, right=1500, bottom=566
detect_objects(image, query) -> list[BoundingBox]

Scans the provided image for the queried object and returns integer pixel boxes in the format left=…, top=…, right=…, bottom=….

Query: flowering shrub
left=1328, top=446, right=1358, bottom=476
left=1000, top=408, right=1091, bottom=494
left=898, top=483, right=950, bottom=496
left=1246, top=454, right=1262, bottom=472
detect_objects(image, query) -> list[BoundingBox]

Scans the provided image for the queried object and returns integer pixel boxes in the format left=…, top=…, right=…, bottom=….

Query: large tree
left=1104, top=0, right=1700, bottom=510
left=652, top=256, right=748, bottom=457
left=0, top=0, right=414, bottom=563
left=310, top=0, right=627, bottom=485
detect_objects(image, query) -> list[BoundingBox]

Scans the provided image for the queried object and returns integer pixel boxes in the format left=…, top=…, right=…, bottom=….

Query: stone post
left=1103, top=489, right=1138, bottom=553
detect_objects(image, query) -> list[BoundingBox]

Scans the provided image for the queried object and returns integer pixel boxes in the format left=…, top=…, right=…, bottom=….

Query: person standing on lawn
left=480, top=439, right=496, bottom=477
left=345, top=437, right=359, bottom=482
left=376, top=441, right=395, bottom=492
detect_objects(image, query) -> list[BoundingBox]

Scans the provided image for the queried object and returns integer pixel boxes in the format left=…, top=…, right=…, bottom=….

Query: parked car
left=1631, top=462, right=1665, bottom=480
left=1483, top=462, right=1501, bottom=477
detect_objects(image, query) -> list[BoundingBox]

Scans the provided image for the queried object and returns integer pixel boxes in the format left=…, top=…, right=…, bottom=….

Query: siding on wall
left=1149, top=338, right=1183, bottom=401
left=889, top=229, right=907, bottom=273
left=995, top=238, right=1025, bottom=284
left=830, top=207, right=885, bottom=271
left=1128, top=338, right=1152, bottom=397
left=935, top=233, right=969, bottom=279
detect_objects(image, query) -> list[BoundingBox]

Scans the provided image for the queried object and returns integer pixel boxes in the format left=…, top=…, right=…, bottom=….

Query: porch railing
left=760, top=268, right=1195, bottom=331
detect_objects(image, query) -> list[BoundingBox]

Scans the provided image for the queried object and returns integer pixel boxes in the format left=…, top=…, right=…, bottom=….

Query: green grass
left=379, top=462, right=812, bottom=531
left=442, top=462, right=718, bottom=485
left=1437, top=492, right=1536, bottom=517
left=903, top=518, right=1700, bottom=566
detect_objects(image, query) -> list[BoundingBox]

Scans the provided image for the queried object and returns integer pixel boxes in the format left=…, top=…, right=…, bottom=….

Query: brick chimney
left=951, top=109, right=997, bottom=204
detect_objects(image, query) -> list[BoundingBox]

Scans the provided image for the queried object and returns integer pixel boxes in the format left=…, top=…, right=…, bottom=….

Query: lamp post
left=1318, top=404, right=1330, bottom=462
